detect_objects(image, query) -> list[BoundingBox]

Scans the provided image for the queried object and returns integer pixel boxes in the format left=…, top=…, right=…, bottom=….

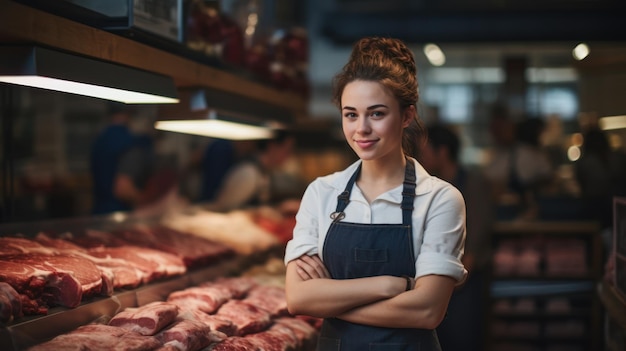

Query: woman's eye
left=371, top=111, right=384, bottom=118
left=344, top=112, right=357, bottom=118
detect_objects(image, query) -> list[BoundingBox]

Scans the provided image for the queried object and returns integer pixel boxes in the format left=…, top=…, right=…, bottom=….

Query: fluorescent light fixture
left=0, top=46, right=179, bottom=104
left=599, top=115, right=626, bottom=130
left=155, top=109, right=275, bottom=140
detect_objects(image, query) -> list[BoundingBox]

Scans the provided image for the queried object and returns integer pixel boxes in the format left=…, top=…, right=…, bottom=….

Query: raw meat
left=215, top=300, right=272, bottom=336
left=244, top=285, right=288, bottom=317
left=167, top=285, right=232, bottom=314
left=0, top=253, right=103, bottom=309
left=176, top=308, right=237, bottom=336
left=113, top=225, right=235, bottom=268
left=204, top=276, right=258, bottom=299
left=0, top=237, right=57, bottom=255
left=210, top=336, right=261, bottom=351
left=0, top=282, right=22, bottom=324
left=109, top=301, right=180, bottom=335
left=87, top=246, right=186, bottom=283
left=274, top=317, right=318, bottom=350
left=245, top=322, right=298, bottom=351
left=157, top=319, right=226, bottom=351
left=27, top=324, right=161, bottom=351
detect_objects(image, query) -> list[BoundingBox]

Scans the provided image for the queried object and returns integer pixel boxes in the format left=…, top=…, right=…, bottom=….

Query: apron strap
left=401, top=159, right=416, bottom=225
left=332, top=160, right=417, bottom=225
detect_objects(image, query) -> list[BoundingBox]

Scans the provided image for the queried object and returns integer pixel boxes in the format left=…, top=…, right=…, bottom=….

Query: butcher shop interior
left=1, top=0, right=626, bottom=350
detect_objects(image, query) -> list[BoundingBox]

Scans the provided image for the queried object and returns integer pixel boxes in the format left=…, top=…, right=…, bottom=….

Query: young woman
left=284, top=37, right=467, bottom=351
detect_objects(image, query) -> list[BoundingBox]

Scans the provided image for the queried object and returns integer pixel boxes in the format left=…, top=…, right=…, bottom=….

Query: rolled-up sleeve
left=415, top=185, right=467, bottom=284
left=284, top=182, right=321, bottom=264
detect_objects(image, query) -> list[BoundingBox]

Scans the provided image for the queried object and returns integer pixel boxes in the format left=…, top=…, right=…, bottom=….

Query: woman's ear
left=402, top=105, right=416, bottom=128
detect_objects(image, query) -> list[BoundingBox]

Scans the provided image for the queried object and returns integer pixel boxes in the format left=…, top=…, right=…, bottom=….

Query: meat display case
left=0, top=207, right=292, bottom=350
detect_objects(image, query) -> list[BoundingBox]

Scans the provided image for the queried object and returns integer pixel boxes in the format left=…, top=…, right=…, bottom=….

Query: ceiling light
left=0, top=46, right=179, bottom=104
left=423, top=43, right=446, bottom=66
left=155, top=109, right=275, bottom=140
left=599, top=115, right=626, bottom=130
left=572, top=43, right=590, bottom=61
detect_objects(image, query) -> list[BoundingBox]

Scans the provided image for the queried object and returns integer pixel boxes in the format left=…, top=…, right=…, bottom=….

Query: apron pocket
left=354, top=248, right=388, bottom=262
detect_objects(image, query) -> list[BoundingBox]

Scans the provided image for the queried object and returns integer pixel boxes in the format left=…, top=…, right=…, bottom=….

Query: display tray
left=0, top=252, right=264, bottom=351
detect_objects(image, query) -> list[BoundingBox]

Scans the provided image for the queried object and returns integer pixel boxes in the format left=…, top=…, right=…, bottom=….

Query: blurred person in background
left=91, top=103, right=178, bottom=215
left=420, top=124, right=493, bottom=351
left=575, top=127, right=626, bottom=230
left=203, top=128, right=296, bottom=212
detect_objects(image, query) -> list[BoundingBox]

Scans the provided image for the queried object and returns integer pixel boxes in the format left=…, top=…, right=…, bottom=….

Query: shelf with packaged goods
left=486, top=221, right=604, bottom=351
left=0, top=0, right=307, bottom=119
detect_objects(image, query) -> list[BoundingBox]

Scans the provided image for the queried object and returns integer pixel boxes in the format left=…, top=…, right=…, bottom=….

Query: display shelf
left=598, top=281, right=626, bottom=350
left=0, top=0, right=307, bottom=118
left=486, top=220, right=603, bottom=351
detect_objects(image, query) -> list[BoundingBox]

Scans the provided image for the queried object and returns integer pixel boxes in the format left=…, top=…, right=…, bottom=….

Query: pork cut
left=157, top=319, right=227, bottom=351
left=203, top=276, right=258, bottom=299
left=27, top=324, right=161, bottom=351
left=109, top=301, right=180, bottom=335
left=244, top=285, right=288, bottom=317
left=215, top=300, right=272, bottom=336
left=167, top=285, right=232, bottom=314
left=210, top=336, right=261, bottom=351
left=245, top=322, right=299, bottom=351
left=176, top=308, right=237, bottom=336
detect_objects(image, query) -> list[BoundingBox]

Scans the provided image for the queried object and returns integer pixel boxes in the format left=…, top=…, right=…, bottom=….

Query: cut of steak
left=88, top=246, right=186, bottom=283
left=0, top=237, right=57, bottom=256
left=215, top=300, right=272, bottom=336
left=244, top=285, right=288, bottom=317
left=27, top=324, right=162, bottom=351
left=167, top=285, right=232, bottom=314
left=0, top=281, right=23, bottom=324
left=274, top=317, right=318, bottom=350
left=113, top=225, right=235, bottom=269
left=0, top=252, right=103, bottom=310
left=109, top=301, right=180, bottom=336
left=245, top=322, right=299, bottom=351
left=210, top=336, right=262, bottom=351
left=203, top=276, right=258, bottom=299
left=176, top=308, right=237, bottom=336
left=157, top=319, right=226, bottom=351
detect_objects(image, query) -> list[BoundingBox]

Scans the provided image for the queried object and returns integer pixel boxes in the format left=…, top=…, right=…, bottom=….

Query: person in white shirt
left=284, top=37, right=467, bottom=351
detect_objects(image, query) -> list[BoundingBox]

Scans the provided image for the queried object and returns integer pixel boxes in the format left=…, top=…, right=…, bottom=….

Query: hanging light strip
left=0, top=46, right=179, bottom=104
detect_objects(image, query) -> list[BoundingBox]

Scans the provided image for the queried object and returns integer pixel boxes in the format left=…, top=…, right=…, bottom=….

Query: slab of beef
left=113, top=225, right=235, bottom=269
left=27, top=324, right=161, bottom=351
left=244, top=322, right=299, bottom=351
left=0, top=237, right=57, bottom=255
left=167, top=285, right=232, bottom=314
left=176, top=308, right=237, bottom=336
left=215, top=300, right=272, bottom=336
left=87, top=245, right=186, bottom=283
left=109, top=301, right=180, bottom=336
left=244, top=285, right=288, bottom=317
left=0, top=252, right=103, bottom=311
left=274, top=317, right=318, bottom=350
left=210, top=336, right=262, bottom=351
left=203, top=276, right=258, bottom=299
left=157, top=319, right=226, bottom=351
left=35, top=233, right=115, bottom=295
left=0, top=282, right=22, bottom=324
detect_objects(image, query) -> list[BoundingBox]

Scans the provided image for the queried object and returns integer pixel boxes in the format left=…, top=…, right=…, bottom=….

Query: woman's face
left=341, top=80, right=410, bottom=162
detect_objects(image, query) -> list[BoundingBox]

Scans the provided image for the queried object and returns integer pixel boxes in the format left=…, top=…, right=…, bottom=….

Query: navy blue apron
left=318, top=160, right=442, bottom=351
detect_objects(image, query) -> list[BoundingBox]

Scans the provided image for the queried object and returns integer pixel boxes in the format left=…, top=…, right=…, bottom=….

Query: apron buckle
left=330, top=211, right=346, bottom=222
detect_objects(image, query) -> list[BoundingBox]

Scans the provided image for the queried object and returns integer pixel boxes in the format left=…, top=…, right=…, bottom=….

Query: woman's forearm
left=285, top=262, right=406, bottom=318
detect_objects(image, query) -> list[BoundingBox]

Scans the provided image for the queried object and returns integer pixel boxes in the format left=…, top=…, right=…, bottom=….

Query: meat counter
left=0, top=206, right=316, bottom=350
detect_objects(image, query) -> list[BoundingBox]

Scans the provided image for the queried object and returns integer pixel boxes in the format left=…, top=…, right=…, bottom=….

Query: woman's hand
left=294, top=255, right=330, bottom=281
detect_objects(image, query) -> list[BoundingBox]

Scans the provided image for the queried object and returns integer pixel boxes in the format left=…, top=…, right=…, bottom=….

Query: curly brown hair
left=331, top=37, right=425, bottom=159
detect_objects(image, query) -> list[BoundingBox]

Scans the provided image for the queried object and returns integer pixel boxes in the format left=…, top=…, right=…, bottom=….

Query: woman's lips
left=355, top=140, right=377, bottom=149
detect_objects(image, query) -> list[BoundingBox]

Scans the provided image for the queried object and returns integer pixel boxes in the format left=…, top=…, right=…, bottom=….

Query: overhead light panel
left=0, top=46, right=179, bottom=104
left=155, top=109, right=275, bottom=140
left=599, top=115, right=626, bottom=130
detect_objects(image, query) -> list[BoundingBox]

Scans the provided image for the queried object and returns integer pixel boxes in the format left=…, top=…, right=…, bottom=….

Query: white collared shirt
left=284, top=158, right=467, bottom=283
